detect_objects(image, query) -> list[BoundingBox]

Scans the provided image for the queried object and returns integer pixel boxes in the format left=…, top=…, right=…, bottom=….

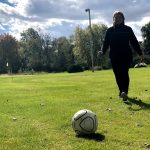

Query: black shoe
left=120, top=92, right=128, bottom=101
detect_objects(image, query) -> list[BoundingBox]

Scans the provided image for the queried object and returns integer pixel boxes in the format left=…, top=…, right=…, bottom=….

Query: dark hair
left=113, top=11, right=125, bottom=26
left=113, top=11, right=125, bottom=19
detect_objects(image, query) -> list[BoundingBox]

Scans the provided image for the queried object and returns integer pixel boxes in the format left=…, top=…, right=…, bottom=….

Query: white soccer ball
left=72, top=109, right=98, bottom=135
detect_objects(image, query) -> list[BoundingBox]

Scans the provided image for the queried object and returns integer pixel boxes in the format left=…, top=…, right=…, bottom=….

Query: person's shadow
left=127, top=97, right=150, bottom=111
left=76, top=133, right=105, bottom=142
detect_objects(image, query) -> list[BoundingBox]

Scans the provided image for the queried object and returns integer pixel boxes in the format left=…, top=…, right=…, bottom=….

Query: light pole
left=85, top=8, right=94, bottom=72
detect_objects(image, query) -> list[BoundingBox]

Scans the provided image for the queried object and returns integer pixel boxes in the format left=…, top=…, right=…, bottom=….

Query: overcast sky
left=0, top=0, right=150, bottom=40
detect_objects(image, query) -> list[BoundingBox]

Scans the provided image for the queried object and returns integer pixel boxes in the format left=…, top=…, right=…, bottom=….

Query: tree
left=19, top=28, right=75, bottom=72
left=40, top=33, right=53, bottom=71
left=73, top=23, right=108, bottom=69
left=20, top=28, right=43, bottom=71
left=73, top=26, right=91, bottom=68
left=91, top=24, right=108, bottom=66
left=51, top=37, right=74, bottom=72
left=141, top=22, right=150, bottom=54
left=0, top=34, right=19, bottom=73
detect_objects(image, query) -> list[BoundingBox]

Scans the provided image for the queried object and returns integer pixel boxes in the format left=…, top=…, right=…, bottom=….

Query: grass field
left=0, top=67, right=150, bottom=150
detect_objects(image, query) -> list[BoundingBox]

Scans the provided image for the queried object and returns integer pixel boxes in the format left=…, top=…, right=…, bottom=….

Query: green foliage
left=132, top=54, right=150, bottom=66
left=52, top=37, right=74, bottom=72
left=73, top=24, right=108, bottom=69
left=141, top=22, right=150, bottom=54
left=92, top=24, right=108, bottom=65
left=20, top=28, right=43, bottom=71
left=73, top=26, right=91, bottom=66
left=0, top=33, right=20, bottom=73
left=67, top=64, right=84, bottom=73
left=19, top=29, right=75, bottom=72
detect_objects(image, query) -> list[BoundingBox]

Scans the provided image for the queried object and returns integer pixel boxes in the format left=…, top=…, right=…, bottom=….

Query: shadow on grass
left=127, top=97, right=150, bottom=111
left=76, top=133, right=105, bottom=142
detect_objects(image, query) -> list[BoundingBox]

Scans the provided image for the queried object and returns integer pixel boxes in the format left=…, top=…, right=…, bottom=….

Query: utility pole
left=85, top=8, right=94, bottom=72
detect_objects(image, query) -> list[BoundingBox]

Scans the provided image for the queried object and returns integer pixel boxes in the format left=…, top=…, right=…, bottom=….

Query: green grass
left=0, top=67, right=150, bottom=150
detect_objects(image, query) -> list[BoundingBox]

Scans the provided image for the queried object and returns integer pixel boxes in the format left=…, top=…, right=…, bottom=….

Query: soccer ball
left=72, top=109, right=98, bottom=135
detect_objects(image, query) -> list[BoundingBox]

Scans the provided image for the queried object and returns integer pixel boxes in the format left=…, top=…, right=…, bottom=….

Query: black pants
left=111, top=58, right=132, bottom=95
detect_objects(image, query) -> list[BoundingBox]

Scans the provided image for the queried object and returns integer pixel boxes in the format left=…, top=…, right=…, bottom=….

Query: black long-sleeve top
left=101, top=24, right=143, bottom=59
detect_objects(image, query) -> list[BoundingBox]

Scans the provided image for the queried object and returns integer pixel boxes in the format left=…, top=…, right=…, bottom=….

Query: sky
left=0, top=0, right=150, bottom=41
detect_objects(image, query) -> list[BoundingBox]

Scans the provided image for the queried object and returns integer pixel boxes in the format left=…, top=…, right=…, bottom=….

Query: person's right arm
left=100, top=29, right=110, bottom=55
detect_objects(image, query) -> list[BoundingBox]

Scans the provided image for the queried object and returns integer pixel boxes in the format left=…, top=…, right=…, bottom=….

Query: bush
left=132, top=54, right=150, bottom=67
left=67, top=64, right=84, bottom=73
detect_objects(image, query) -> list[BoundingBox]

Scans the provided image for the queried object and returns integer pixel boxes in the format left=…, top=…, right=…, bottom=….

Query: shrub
left=67, top=64, right=84, bottom=73
left=132, top=54, right=150, bottom=67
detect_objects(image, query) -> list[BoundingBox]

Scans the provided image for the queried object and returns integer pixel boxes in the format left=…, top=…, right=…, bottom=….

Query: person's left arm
left=129, top=27, right=144, bottom=61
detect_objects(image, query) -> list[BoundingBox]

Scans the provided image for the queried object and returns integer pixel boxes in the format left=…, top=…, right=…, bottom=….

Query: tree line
left=0, top=22, right=150, bottom=74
